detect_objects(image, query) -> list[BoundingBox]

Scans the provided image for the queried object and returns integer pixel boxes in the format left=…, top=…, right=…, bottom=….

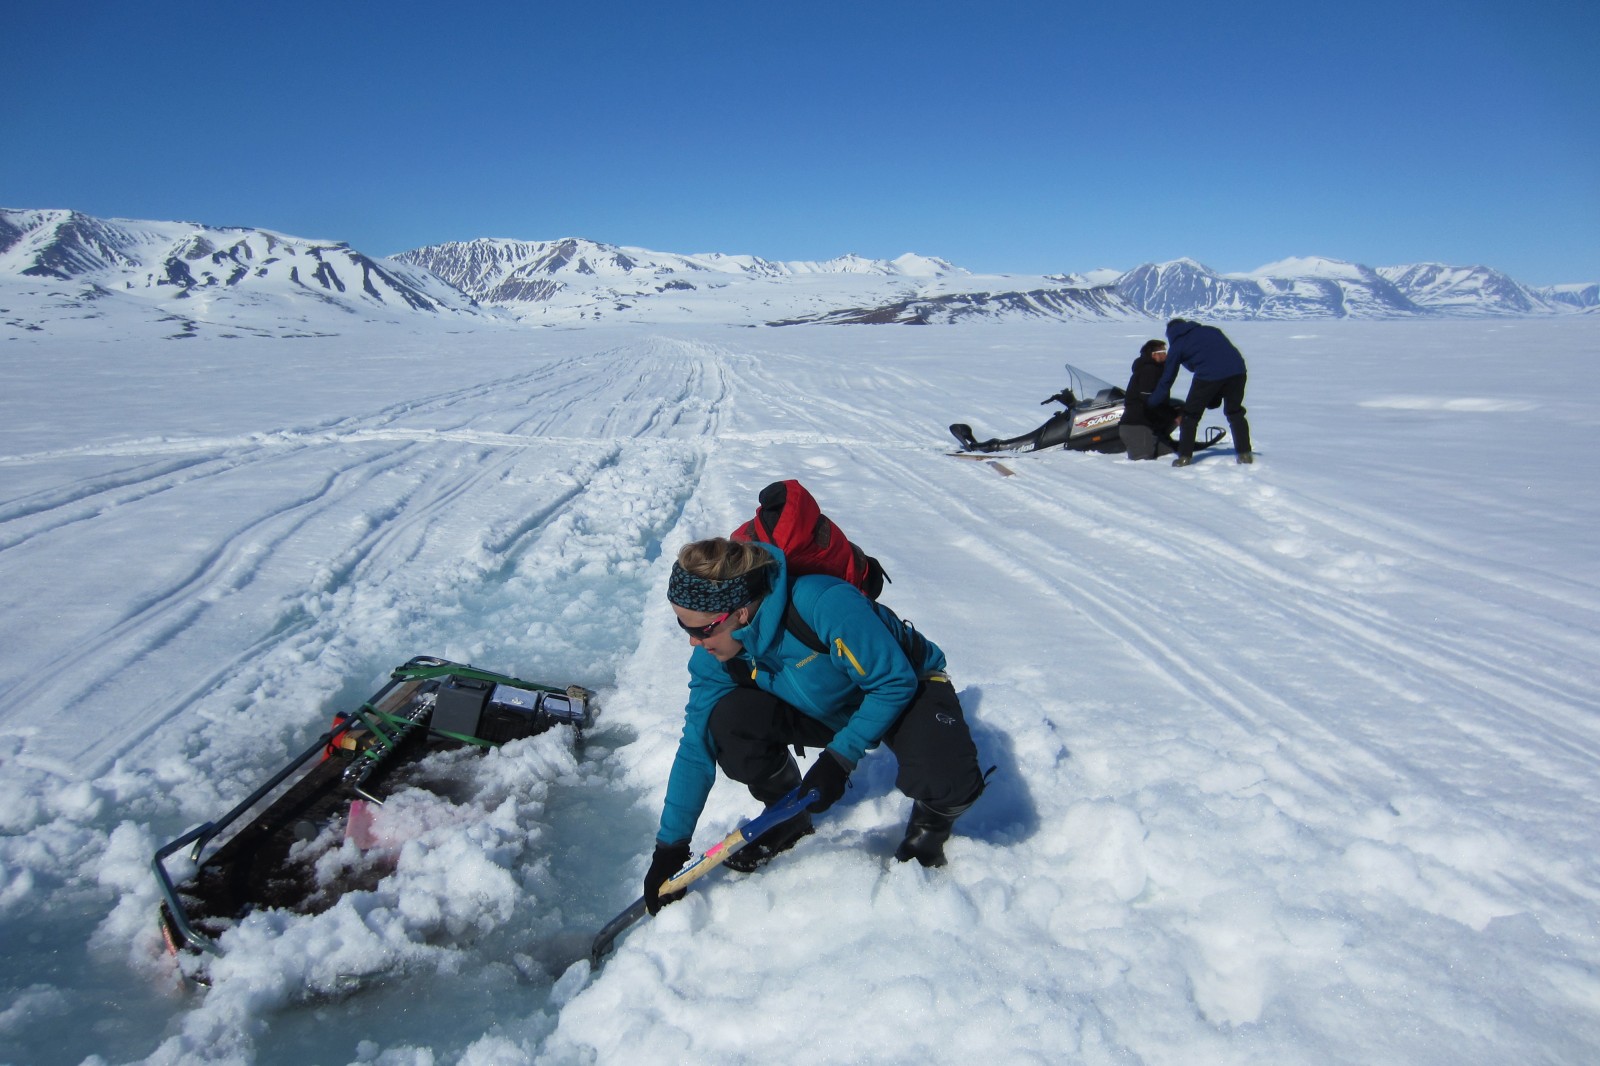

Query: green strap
left=390, top=662, right=564, bottom=695
left=352, top=703, right=494, bottom=752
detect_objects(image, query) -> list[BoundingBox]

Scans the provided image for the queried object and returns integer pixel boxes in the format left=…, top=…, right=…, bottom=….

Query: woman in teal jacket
left=643, top=537, right=986, bottom=913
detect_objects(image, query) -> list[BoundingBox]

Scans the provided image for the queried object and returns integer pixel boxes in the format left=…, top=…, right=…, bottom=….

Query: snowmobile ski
left=152, top=655, right=594, bottom=958
left=945, top=452, right=1018, bottom=477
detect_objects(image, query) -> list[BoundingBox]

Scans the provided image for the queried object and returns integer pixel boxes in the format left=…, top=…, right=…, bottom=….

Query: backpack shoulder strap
left=783, top=597, right=828, bottom=655
left=780, top=576, right=832, bottom=653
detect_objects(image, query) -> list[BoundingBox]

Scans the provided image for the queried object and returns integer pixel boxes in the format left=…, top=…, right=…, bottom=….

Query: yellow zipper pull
left=833, top=638, right=866, bottom=676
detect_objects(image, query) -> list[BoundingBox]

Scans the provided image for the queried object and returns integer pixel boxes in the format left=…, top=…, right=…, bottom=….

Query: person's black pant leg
left=1181, top=374, right=1252, bottom=456
left=1178, top=379, right=1217, bottom=456
left=881, top=677, right=984, bottom=811
left=1219, top=373, right=1251, bottom=453
left=708, top=687, right=835, bottom=786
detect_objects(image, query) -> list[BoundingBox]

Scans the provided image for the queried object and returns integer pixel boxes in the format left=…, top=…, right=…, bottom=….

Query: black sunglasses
left=676, top=606, right=743, bottom=639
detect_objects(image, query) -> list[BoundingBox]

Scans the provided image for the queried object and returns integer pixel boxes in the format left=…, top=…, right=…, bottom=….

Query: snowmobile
left=948, top=362, right=1226, bottom=457
left=151, top=655, right=594, bottom=958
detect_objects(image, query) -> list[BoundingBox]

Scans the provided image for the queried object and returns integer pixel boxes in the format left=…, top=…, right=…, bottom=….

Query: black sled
left=152, top=656, right=594, bottom=959
left=949, top=362, right=1226, bottom=457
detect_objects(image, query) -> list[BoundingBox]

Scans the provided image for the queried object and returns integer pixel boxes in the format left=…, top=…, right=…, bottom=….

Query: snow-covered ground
left=1, top=312, right=1598, bottom=1065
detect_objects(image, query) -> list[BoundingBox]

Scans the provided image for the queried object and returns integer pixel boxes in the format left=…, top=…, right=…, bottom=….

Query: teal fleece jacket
left=657, top=542, right=945, bottom=845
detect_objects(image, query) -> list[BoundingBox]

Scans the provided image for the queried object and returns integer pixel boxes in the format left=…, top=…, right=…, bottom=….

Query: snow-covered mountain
left=1532, top=281, right=1599, bottom=312
left=1248, top=256, right=1422, bottom=317
left=0, top=208, right=488, bottom=338
left=1115, top=259, right=1289, bottom=319
left=770, top=282, right=1138, bottom=325
left=395, top=237, right=962, bottom=296
left=1052, top=267, right=1124, bottom=288
left=4, top=209, right=1594, bottom=336
left=395, top=237, right=766, bottom=304
left=1084, top=256, right=1425, bottom=321
left=1375, top=262, right=1555, bottom=316
left=1111, top=255, right=1600, bottom=320
left=391, top=237, right=968, bottom=323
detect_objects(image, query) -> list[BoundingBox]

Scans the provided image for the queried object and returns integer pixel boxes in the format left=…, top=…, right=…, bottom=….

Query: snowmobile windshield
left=1062, top=364, right=1124, bottom=405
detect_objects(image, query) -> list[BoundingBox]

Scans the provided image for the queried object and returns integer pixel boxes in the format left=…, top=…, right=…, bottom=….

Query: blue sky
left=4, top=1, right=1595, bottom=284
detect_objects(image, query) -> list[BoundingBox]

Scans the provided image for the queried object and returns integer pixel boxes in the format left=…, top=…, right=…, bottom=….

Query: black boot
left=894, top=796, right=977, bottom=868
left=725, top=757, right=814, bottom=873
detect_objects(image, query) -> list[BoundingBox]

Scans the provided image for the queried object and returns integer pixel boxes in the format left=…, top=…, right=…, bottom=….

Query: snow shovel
left=588, top=785, right=818, bottom=966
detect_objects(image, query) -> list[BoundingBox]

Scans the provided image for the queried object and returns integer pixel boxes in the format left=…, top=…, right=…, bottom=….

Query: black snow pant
left=1119, top=423, right=1175, bottom=461
left=1178, top=373, right=1252, bottom=458
left=708, top=679, right=985, bottom=812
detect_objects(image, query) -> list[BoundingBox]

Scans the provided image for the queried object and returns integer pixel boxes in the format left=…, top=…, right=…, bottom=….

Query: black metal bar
left=149, top=726, right=340, bottom=954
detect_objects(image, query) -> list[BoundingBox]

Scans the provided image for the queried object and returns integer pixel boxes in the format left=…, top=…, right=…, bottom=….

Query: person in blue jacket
left=643, top=536, right=986, bottom=914
left=1150, top=318, right=1255, bottom=466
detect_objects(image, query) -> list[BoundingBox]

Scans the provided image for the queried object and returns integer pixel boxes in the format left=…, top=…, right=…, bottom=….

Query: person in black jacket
left=1118, top=339, right=1179, bottom=460
left=1150, top=318, right=1254, bottom=466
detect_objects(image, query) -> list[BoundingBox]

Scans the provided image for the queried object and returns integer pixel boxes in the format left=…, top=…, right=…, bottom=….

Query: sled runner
left=151, top=656, right=594, bottom=957
left=948, top=362, right=1228, bottom=457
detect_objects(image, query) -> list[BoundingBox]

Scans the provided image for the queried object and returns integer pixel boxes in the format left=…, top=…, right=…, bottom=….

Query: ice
left=0, top=313, right=1597, bottom=1063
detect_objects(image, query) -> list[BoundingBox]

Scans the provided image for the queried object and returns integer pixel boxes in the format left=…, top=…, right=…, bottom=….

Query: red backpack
left=730, top=480, right=888, bottom=601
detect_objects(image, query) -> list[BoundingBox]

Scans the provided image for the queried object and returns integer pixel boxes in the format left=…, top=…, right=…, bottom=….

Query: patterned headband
left=668, top=562, right=762, bottom=614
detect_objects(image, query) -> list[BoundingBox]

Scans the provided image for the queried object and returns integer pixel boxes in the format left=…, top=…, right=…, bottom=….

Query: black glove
left=644, top=840, right=692, bottom=915
left=799, top=749, right=852, bottom=813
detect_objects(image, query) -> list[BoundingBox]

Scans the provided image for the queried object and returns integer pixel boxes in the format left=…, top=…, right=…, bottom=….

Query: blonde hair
left=676, top=537, right=776, bottom=582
